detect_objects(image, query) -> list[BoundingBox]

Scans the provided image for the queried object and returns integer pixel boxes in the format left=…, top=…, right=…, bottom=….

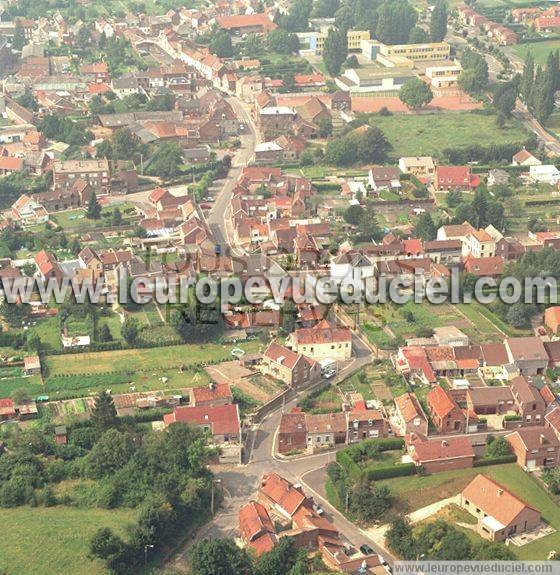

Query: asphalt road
left=207, top=96, right=258, bottom=250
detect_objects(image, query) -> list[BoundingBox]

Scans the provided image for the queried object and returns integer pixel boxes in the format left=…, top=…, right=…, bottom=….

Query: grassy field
left=379, top=463, right=560, bottom=559
left=45, top=341, right=261, bottom=377
left=513, top=40, right=560, bottom=65
left=371, top=113, right=528, bottom=158
left=0, top=505, right=136, bottom=575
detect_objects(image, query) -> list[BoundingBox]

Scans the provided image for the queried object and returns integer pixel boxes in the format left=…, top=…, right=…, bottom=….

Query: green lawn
left=0, top=505, right=136, bottom=575
left=371, top=113, right=528, bottom=158
left=513, top=40, right=560, bottom=65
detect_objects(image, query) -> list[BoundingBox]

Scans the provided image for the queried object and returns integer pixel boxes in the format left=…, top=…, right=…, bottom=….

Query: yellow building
left=298, top=29, right=370, bottom=55
left=379, top=41, right=450, bottom=61
left=288, top=319, right=353, bottom=361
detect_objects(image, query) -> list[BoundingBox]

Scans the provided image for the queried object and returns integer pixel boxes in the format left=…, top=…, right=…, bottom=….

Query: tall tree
left=323, top=27, right=347, bottom=76
left=430, top=0, right=447, bottom=42
left=532, top=64, right=554, bottom=124
left=86, top=191, right=102, bottom=219
left=91, top=391, right=118, bottom=433
left=413, top=212, right=437, bottom=240
left=376, top=0, right=417, bottom=45
left=210, top=30, right=233, bottom=58
left=521, top=52, right=534, bottom=106
left=190, top=538, right=253, bottom=575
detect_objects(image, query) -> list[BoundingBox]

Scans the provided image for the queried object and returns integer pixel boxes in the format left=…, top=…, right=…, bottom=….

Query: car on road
left=323, top=369, right=336, bottom=379
left=360, top=544, right=374, bottom=556
left=313, top=503, right=324, bottom=516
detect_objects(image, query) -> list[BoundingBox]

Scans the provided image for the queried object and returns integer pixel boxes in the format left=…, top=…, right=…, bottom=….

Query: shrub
left=473, top=454, right=517, bottom=467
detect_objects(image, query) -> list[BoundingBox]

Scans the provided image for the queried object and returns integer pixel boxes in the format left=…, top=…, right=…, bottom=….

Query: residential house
left=434, top=166, right=479, bottom=192
left=464, top=256, right=504, bottom=278
left=398, top=156, right=436, bottom=176
left=506, top=426, right=560, bottom=470
left=427, top=385, right=466, bottom=433
left=466, top=386, right=515, bottom=416
left=261, top=341, right=320, bottom=387
left=215, top=13, right=277, bottom=35
left=34, top=250, right=62, bottom=282
left=346, top=401, right=387, bottom=443
left=53, top=159, right=110, bottom=195
left=288, top=319, right=352, bottom=361
left=163, top=403, right=241, bottom=459
left=368, top=167, right=401, bottom=193
left=460, top=474, right=541, bottom=541
left=189, top=382, right=233, bottom=407
left=509, top=375, right=546, bottom=425
left=512, top=150, right=541, bottom=167
left=393, top=392, right=429, bottom=437
left=505, top=338, right=548, bottom=376
left=258, top=473, right=311, bottom=522
left=11, top=194, right=49, bottom=226
left=306, top=412, right=348, bottom=451
left=278, top=411, right=308, bottom=454
left=406, top=433, right=475, bottom=474
left=238, top=501, right=277, bottom=556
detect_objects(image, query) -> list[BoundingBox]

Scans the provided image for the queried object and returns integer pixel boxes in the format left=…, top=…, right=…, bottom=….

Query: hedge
left=336, top=449, right=361, bottom=480
left=473, top=454, right=517, bottom=467
left=365, top=462, right=416, bottom=480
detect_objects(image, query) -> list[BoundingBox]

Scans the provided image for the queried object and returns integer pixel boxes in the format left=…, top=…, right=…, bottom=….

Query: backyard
left=371, top=112, right=528, bottom=159
left=0, top=505, right=136, bottom=575
left=378, top=463, right=560, bottom=559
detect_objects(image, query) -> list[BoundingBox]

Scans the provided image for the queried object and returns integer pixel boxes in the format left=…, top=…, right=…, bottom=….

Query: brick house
left=506, top=426, right=560, bottom=470
left=52, top=159, right=110, bottom=195
left=510, top=375, right=545, bottom=426
left=406, top=434, right=475, bottom=474
left=189, top=382, right=233, bottom=407
left=460, top=474, right=541, bottom=541
left=306, top=412, right=347, bottom=451
left=163, top=403, right=241, bottom=445
left=261, top=341, right=320, bottom=387
left=277, top=411, right=308, bottom=454
left=394, top=392, right=429, bottom=437
left=505, top=337, right=549, bottom=376
left=427, top=385, right=466, bottom=433
left=238, top=501, right=277, bottom=556
left=466, top=386, right=515, bottom=416
left=434, top=166, right=480, bottom=192
left=258, top=473, right=311, bottom=522
left=346, top=401, right=387, bottom=443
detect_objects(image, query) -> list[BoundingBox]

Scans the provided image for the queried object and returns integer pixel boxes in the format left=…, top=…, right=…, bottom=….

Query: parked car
left=313, top=503, right=324, bottom=516
left=360, top=544, right=374, bottom=556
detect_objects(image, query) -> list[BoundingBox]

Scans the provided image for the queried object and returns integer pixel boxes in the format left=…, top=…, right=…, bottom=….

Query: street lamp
left=144, top=544, right=154, bottom=568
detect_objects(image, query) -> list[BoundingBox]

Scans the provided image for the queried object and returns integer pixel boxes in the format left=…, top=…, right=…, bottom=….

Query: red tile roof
left=395, top=392, right=426, bottom=423
left=238, top=501, right=275, bottom=542
left=260, top=473, right=308, bottom=517
left=427, top=385, right=459, bottom=419
left=461, top=474, right=538, bottom=526
left=216, top=13, right=277, bottom=31
left=163, top=403, right=240, bottom=436
left=408, top=434, right=474, bottom=463
left=294, top=319, right=351, bottom=346
left=191, top=383, right=232, bottom=404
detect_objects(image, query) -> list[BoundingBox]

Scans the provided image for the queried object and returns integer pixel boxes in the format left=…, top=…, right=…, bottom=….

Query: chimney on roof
left=497, top=489, right=503, bottom=496
left=442, top=440, right=448, bottom=447
left=540, top=434, right=546, bottom=445
left=209, top=381, right=215, bottom=390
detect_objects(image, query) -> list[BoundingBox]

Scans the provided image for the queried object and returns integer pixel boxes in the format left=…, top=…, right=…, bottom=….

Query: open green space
left=371, top=113, right=528, bottom=158
left=513, top=39, right=560, bottom=65
left=0, top=505, right=136, bottom=575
